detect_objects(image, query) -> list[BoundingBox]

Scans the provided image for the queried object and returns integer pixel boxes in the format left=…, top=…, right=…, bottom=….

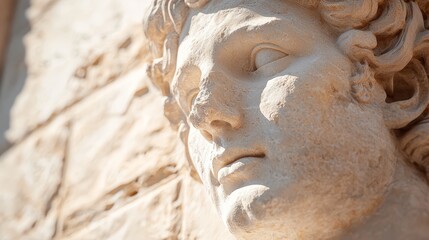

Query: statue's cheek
left=259, top=74, right=329, bottom=129
left=259, top=75, right=298, bottom=124
left=187, top=127, right=213, bottom=180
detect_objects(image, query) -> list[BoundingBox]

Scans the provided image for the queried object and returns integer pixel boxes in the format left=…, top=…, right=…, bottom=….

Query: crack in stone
left=61, top=174, right=180, bottom=236
left=50, top=121, right=71, bottom=240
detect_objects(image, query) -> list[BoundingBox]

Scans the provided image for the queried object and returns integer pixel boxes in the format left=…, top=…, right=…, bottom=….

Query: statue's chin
left=221, top=184, right=285, bottom=238
left=219, top=178, right=388, bottom=240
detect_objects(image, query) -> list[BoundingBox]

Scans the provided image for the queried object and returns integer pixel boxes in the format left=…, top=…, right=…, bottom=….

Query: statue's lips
left=217, top=155, right=265, bottom=184
left=213, top=150, right=265, bottom=184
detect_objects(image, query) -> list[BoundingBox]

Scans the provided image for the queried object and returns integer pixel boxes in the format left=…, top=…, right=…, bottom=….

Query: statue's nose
left=188, top=78, right=243, bottom=140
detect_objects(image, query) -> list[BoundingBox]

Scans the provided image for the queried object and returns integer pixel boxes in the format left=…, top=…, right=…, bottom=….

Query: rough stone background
left=0, top=1, right=234, bottom=239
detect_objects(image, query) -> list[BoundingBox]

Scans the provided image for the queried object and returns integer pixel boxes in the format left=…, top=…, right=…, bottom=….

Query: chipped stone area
left=0, top=117, right=69, bottom=240
left=5, top=0, right=150, bottom=142
left=0, top=0, right=234, bottom=239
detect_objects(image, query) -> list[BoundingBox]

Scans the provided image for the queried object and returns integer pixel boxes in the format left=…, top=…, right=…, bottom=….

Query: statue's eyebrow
left=211, top=17, right=301, bottom=63
left=228, top=16, right=279, bottom=35
left=214, top=17, right=280, bottom=48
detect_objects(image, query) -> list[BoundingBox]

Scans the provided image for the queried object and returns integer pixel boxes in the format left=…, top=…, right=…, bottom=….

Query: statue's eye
left=250, top=43, right=290, bottom=74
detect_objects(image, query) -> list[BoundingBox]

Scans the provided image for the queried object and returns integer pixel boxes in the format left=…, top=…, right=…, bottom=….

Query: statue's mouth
left=213, top=149, right=265, bottom=184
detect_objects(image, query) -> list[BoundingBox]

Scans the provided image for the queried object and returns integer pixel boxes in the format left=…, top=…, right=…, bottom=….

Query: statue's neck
left=342, top=158, right=429, bottom=240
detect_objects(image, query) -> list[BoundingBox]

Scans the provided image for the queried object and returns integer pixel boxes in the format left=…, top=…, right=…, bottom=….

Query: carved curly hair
left=143, top=0, right=429, bottom=179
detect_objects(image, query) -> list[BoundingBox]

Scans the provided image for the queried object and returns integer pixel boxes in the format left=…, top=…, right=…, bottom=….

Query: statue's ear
left=382, top=59, right=429, bottom=129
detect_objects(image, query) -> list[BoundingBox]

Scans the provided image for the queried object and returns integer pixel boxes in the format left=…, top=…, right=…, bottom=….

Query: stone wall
left=0, top=1, right=234, bottom=239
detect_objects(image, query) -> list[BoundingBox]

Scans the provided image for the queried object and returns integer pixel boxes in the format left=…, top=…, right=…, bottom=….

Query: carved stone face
left=172, top=1, right=396, bottom=239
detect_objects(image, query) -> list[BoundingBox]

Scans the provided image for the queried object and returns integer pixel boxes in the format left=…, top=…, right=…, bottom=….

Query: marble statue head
left=143, top=0, right=429, bottom=239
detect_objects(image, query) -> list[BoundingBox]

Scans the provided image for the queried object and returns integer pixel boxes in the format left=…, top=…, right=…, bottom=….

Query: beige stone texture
left=0, top=0, right=233, bottom=239
left=4, top=0, right=429, bottom=239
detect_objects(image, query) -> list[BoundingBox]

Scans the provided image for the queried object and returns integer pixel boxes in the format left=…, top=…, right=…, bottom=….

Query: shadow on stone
left=0, top=0, right=30, bottom=154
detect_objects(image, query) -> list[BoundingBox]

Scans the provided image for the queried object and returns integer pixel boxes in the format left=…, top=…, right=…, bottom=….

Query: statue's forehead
left=176, top=1, right=319, bottom=67
left=185, top=0, right=297, bottom=35
left=176, top=9, right=279, bottom=71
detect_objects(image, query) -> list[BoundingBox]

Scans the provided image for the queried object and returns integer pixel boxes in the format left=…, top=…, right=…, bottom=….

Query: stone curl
left=143, top=0, right=429, bottom=179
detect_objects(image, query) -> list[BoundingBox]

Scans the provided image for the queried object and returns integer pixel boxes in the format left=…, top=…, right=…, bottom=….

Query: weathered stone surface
left=143, top=0, right=429, bottom=239
left=0, top=117, right=68, bottom=239
left=0, top=0, right=232, bottom=239
left=181, top=176, right=234, bottom=240
left=58, top=67, right=185, bottom=235
left=6, top=0, right=149, bottom=142
left=7, top=0, right=429, bottom=239
left=60, top=175, right=235, bottom=240
left=62, top=178, right=183, bottom=240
